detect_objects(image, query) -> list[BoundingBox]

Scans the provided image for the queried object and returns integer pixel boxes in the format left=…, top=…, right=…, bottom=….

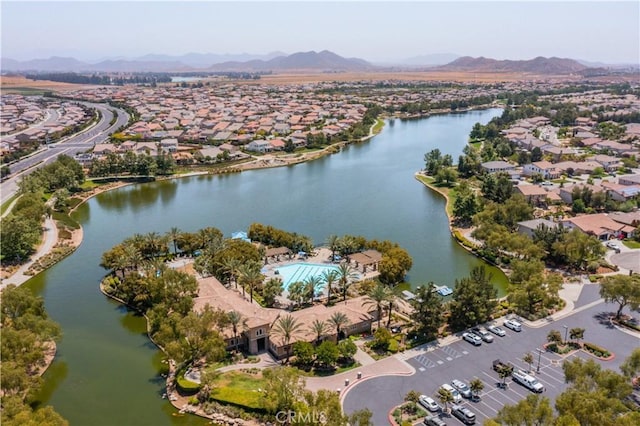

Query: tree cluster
left=1, top=285, right=67, bottom=426
left=89, top=151, right=175, bottom=177
left=18, top=154, right=84, bottom=194
left=248, top=223, right=314, bottom=254
left=1, top=192, right=47, bottom=263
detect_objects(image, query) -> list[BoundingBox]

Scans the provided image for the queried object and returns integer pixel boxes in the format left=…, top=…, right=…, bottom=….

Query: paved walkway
left=217, top=352, right=279, bottom=373
left=1, top=216, right=58, bottom=290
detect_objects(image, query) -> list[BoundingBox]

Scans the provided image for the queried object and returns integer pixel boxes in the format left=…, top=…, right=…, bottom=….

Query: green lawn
left=209, top=371, right=266, bottom=410
left=1, top=194, right=19, bottom=215
left=372, top=118, right=385, bottom=134
left=296, top=361, right=360, bottom=377
left=622, top=239, right=640, bottom=249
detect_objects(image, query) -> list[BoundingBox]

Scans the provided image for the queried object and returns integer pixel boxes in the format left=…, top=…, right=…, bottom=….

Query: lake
left=30, top=108, right=504, bottom=425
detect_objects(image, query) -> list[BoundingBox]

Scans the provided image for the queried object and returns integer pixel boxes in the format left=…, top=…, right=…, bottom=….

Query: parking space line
left=478, top=398, right=499, bottom=415
left=507, top=383, right=531, bottom=399
left=483, top=388, right=520, bottom=405
left=463, top=400, right=490, bottom=419
left=536, top=369, right=563, bottom=386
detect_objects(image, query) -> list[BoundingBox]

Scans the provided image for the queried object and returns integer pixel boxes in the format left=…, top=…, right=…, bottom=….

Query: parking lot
left=405, top=327, right=591, bottom=424
left=343, top=296, right=640, bottom=425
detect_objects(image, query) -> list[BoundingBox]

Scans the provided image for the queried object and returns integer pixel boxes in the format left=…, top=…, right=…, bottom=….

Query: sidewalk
left=1, top=216, right=58, bottom=290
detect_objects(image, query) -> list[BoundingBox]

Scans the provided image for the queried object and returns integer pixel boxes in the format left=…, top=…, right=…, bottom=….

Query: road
left=0, top=102, right=129, bottom=204
left=343, top=286, right=639, bottom=425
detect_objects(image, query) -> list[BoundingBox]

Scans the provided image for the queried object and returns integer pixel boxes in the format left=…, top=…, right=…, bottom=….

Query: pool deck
left=261, top=247, right=380, bottom=298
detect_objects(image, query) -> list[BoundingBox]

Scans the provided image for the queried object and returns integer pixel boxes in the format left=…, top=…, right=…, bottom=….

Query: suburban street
left=343, top=284, right=639, bottom=425
left=0, top=102, right=129, bottom=204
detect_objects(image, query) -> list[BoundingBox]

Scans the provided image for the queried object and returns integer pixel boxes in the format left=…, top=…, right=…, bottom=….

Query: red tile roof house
left=558, top=183, right=606, bottom=204
left=523, top=161, right=560, bottom=179
left=193, top=276, right=376, bottom=359
left=618, top=174, right=640, bottom=186
left=589, top=154, right=620, bottom=171
left=561, top=214, right=628, bottom=240
left=514, top=185, right=552, bottom=206
left=601, top=181, right=640, bottom=202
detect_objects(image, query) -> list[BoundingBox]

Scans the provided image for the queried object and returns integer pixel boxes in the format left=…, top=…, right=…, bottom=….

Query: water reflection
left=95, top=180, right=178, bottom=214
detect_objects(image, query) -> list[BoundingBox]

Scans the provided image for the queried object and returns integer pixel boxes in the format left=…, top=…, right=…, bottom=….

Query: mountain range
left=0, top=51, right=621, bottom=75
left=436, top=56, right=588, bottom=74
left=0, top=50, right=372, bottom=73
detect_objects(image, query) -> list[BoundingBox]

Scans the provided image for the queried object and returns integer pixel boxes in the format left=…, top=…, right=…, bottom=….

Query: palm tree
left=122, top=242, right=143, bottom=273
left=227, top=310, right=247, bottom=353
left=321, top=269, right=339, bottom=305
left=337, top=262, right=358, bottom=301
left=271, top=314, right=303, bottom=363
left=309, top=319, right=329, bottom=345
left=220, top=257, right=242, bottom=288
left=547, top=329, right=562, bottom=345
left=469, top=378, right=484, bottom=401
left=167, top=226, right=182, bottom=255
left=328, top=312, right=350, bottom=341
left=386, top=286, right=402, bottom=328
left=238, top=262, right=264, bottom=304
left=569, top=327, right=585, bottom=345
left=145, top=231, right=169, bottom=259
left=304, top=275, right=323, bottom=304
left=363, top=283, right=391, bottom=329
left=523, top=352, right=534, bottom=373
left=326, top=234, right=340, bottom=261
left=436, top=387, right=454, bottom=413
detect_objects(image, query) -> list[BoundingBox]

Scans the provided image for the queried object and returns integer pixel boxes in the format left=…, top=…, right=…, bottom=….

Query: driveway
left=343, top=299, right=640, bottom=425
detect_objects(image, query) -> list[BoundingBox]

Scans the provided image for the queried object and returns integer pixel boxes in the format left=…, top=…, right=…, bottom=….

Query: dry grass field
left=2, top=71, right=635, bottom=93
left=0, top=75, right=99, bottom=93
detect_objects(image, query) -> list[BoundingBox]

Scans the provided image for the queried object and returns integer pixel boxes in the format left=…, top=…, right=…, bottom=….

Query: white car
left=487, top=324, right=506, bottom=337
left=462, top=332, right=482, bottom=346
left=419, top=395, right=441, bottom=412
left=472, top=327, right=494, bottom=343
left=605, top=241, right=621, bottom=252
left=504, top=319, right=522, bottom=332
left=440, top=383, right=462, bottom=403
left=451, top=379, right=472, bottom=399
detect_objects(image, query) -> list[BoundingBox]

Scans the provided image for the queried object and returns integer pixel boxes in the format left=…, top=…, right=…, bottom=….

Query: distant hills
left=1, top=52, right=629, bottom=75
left=1, top=50, right=372, bottom=73
left=437, top=56, right=588, bottom=74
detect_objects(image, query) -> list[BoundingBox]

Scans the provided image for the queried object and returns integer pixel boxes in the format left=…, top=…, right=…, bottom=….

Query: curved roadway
left=0, top=102, right=129, bottom=204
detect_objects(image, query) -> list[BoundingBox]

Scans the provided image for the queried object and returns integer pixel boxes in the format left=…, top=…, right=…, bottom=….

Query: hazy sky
left=2, top=1, right=639, bottom=64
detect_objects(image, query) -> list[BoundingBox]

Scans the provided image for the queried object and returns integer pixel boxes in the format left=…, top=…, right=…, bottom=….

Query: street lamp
left=563, top=325, right=569, bottom=345
left=537, top=348, right=543, bottom=373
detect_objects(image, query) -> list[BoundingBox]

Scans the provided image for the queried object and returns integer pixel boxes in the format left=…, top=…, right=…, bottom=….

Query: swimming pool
left=275, top=263, right=342, bottom=290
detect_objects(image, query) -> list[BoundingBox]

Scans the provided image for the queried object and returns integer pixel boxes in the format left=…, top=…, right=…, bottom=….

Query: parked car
left=419, top=395, right=441, bottom=412
left=440, top=383, right=462, bottom=403
left=462, top=332, right=482, bottom=346
left=451, top=404, right=476, bottom=425
left=471, top=327, right=494, bottom=343
left=605, top=241, right=621, bottom=253
left=390, top=325, right=402, bottom=334
left=423, top=414, right=447, bottom=426
left=487, top=324, right=506, bottom=337
left=451, top=379, right=472, bottom=399
left=504, top=319, right=522, bottom=332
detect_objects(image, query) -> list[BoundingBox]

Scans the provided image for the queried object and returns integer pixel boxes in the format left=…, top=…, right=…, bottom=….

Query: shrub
left=583, top=342, right=611, bottom=358
left=388, top=339, right=400, bottom=353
